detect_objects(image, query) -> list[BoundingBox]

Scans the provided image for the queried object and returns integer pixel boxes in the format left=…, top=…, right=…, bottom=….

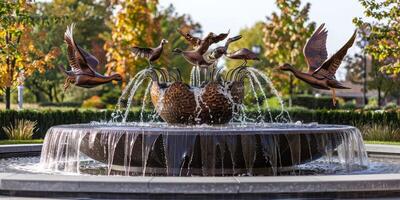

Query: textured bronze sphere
left=150, top=81, right=244, bottom=124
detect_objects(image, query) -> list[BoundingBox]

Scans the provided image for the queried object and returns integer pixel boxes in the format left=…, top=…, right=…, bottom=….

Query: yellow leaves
left=28, top=43, right=36, bottom=52
left=105, top=0, right=159, bottom=78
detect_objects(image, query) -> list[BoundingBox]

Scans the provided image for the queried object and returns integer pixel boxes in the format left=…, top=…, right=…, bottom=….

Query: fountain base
left=40, top=123, right=368, bottom=176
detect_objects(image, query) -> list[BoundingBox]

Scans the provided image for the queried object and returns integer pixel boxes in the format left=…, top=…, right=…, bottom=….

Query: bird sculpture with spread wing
left=208, top=35, right=243, bottom=60
left=277, top=23, right=356, bottom=106
left=174, top=29, right=230, bottom=68
left=59, top=24, right=122, bottom=91
left=131, top=39, right=168, bottom=67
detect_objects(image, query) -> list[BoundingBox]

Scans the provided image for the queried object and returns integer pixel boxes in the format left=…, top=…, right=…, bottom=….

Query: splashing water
left=247, top=67, right=292, bottom=123
left=189, top=66, right=201, bottom=87
left=111, top=68, right=155, bottom=123
left=246, top=69, right=273, bottom=122
left=140, top=81, right=152, bottom=122
left=39, top=123, right=369, bottom=176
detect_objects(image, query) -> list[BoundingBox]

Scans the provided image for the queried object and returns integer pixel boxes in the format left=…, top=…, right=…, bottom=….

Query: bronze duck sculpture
left=225, top=48, right=260, bottom=65
left=172, top=48, right=213, bottom=68
left=60, top=24, right=122, bottom=91
left=208, top=35, right=242, bottom=60
left=174, top=30, right=230, bottom=68
left=277, top=23, right=356, bottom=106
left=177, top=29, right=229, bottom=55
left=131, top=39, right=168, bottom=67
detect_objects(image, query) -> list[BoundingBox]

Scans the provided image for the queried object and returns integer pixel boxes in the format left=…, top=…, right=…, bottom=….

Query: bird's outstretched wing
left=64, top=24, right=97, bottom=75
left=313, top=30, right=357, bottom=79
left=131, top=47, right=153, bottom=59
left=77, top=45, right=99, bottom=70
left=211, top=30, right=230, bottom=44
left=304, top=24, right=328, bottom=74
left=177, top=29, right=201, bottom=47
left=197, top=31, right=230, bottom=55
left=64, top=24, right=81, bottom=73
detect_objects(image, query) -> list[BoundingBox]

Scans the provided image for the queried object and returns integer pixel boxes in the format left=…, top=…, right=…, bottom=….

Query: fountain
left=38, top=24, right=369, bottom=177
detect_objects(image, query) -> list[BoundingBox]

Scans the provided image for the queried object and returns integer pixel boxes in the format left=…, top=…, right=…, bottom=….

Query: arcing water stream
left=34, top=65, right=371, bottom=176
left=112, top=66, right=291, bottom=124
left=39, top=123, right=369, bottom=176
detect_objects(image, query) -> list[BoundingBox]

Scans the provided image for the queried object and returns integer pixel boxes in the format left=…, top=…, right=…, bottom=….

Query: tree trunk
left=5, top=87, right=11, bottom=109
left=289, top=74, right=293, bottom=107
left=377, top=86, right=382, bottom=107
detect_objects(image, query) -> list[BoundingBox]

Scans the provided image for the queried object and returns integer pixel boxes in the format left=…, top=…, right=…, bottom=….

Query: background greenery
left=1, top=108, right=400, bottom=140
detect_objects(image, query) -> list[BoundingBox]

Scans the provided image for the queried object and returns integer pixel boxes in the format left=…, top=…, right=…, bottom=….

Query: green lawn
left=364, top=140, right=400, bottom=146
left=0, top=139, right=399, bottom=146
left=0, top=139, right=44, bottom=145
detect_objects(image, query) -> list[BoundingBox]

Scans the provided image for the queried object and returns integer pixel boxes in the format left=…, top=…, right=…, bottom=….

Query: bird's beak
left=273, top=66, right=281, bottom=70
left=165, top=40, right=169, bottom=44
left=232, top=35, right=242, bottom=41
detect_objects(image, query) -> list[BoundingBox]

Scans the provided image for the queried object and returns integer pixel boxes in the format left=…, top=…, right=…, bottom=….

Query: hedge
left=0, top=109, right=145, bottom=139
left=288, top=95, right=336, bottom=109
left=0, top=109, right=399, bottom=139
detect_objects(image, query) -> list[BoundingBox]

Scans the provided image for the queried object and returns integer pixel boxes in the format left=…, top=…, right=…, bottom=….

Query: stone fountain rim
left=0, top=144, right=400, bottom=198
left=48, top=122, right=357, bottom=135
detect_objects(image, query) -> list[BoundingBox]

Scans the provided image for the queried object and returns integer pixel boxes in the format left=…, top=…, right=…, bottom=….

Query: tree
left=157, top=4, right=201, bottom=80
left=105, top=0, right=159, bottom=80
left=105, top=1, right=202, bottom=82
left=227, top=22, right=270, bottom=69
left=354, top=0, right=400, bottom=74
left=25, top=0, right=112, bottom=103
left=0, top=1, right=60, bottom=109
left=262, top=0, right=315, bottom=105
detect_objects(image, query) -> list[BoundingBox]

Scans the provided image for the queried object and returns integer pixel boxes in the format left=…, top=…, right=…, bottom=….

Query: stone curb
left=1, top=174, right=400, bottom=194
left=0, top=143, right=399, bottom=156
left=0, top=144, right=42, bottom=154
left=0, top=144, right=399, bottom=197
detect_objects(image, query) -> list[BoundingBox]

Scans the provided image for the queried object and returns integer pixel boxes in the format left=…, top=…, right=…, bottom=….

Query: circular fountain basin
left=40, top=123, right=368, bottom=176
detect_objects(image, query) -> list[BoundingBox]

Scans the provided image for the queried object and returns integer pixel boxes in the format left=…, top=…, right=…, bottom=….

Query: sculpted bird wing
left=177, top=28, right=201, bottom=47
left=131, top=46, right=153, bottom=59
left=211, top=30, right=230, bottom=43
left=64, top=24, right=97, bottom=75
left=304, top=23, right=328, bottom=74
left=76, top=45, right=99, bottom=70
left=197, top=31, right=230, bottom=55
left=313, top=30, right=356, bottom=79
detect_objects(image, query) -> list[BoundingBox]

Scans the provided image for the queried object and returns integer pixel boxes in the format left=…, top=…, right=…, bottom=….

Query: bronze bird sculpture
left=208, top=35, right=242, bottom=60
left=225, top=48, right=260, bottom=65
left=60, top=24, right=122, bottom=91
left=131, top=39, right=168, bottom=67
left=178, top=29, right=229, bottom=55
left=277, top=23, right=356, bottom=106
left=172, top=48, right=213, bottom=68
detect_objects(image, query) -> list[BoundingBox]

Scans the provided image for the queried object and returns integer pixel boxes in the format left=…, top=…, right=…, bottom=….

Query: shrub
left=2, top=119, right=37, bottom=140
left=1, top=109, right=400, bottom=141
left=82, top=96, right=105, bottom=109
left=100, top=88, right=121, bottom=106
left=288, top=95, right=336, bottom=109
left=384, top=102, right=398, bottom=110
left=357, top=123, right=400, bottom=142
left=340, top=101, right=357, bottom=110
left=39, top=102, right=81, bottom=108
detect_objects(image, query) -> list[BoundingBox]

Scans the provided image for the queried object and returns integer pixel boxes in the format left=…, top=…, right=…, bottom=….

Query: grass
left=364, top=140, right=400, bottom=146
left=2, top=119, right=37, bottom=140
left=0, top=139, right=43, bottom=145
left=356, top=123, right=400, bottom=142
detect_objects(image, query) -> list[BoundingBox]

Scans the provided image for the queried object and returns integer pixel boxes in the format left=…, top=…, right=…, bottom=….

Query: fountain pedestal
left=40, top=123, right=368, bottom=176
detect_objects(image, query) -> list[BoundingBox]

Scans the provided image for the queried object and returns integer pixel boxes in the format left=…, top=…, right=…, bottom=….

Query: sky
left=158, top=0, right=366, bottom=79
left=158, top=0, right=366, bottom=54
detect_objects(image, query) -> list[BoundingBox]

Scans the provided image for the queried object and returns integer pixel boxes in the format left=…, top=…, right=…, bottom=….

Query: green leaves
left=355, top=0, right=400, bottom=74
left=262, top=0, right=315, bottom=95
